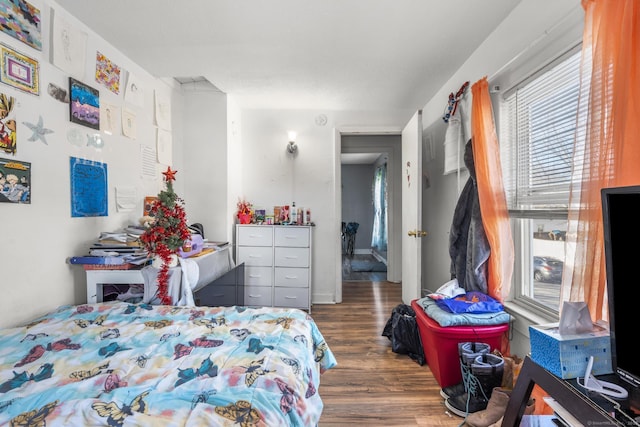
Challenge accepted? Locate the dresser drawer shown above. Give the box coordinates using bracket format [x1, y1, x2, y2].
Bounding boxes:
[275, 267, 309, 288]
[237, 226, 273, 246]
[238, 246, 273, 267]
[274, 227, 309, 247]
[244, 286, 273, 307]
[274, 247, 309, 268]
[274, 287, 309, 309]
[244, 266, 273, 286]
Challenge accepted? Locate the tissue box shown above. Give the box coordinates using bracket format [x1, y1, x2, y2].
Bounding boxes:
[529, 323, 612, 379]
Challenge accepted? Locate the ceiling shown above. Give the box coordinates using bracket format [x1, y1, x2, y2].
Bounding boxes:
[55, 0, 521, 111]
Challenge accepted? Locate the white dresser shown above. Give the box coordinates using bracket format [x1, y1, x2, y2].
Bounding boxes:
[236, 224, 312, 311]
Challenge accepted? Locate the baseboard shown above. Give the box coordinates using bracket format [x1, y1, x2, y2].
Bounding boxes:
[371, 250, 387, 265]
[312, 294, 337, 304]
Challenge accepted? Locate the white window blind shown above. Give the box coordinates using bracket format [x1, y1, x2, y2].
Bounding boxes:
[501, 49, 583, 213]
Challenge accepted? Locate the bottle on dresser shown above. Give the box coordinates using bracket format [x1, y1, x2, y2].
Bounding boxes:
[297, 207, 303, 225]
[291, 202, 297, 224]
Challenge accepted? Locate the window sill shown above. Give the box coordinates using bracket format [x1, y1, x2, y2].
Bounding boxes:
[503, 300, 558, 338]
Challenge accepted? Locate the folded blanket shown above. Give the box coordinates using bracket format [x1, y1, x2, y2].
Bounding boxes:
[417, 296, 511, 327]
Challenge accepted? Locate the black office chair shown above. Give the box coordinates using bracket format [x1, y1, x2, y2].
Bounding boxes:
[189, 223, 205, 239]
[345, 222, 359, 256]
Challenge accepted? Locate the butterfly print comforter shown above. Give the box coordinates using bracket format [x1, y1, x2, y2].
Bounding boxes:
[0, 302, 337, 426]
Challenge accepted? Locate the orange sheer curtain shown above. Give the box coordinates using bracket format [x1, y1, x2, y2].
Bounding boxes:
[471, 77, 514, 302]
[563, 0, 640, 321]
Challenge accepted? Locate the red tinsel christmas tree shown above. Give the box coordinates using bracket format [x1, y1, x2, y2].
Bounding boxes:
[140, 167, 191, 305]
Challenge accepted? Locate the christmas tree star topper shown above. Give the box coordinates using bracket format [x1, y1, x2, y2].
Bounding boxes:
[162, 166, 177, 182]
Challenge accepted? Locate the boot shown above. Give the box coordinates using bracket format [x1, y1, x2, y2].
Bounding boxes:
[445, 353, 504, 418]
[440, 342, 491, 399]
[491, 349, 523, 390]
[485, 395, 535, 427]
[465, 387, 511, 427]
[500, 355, 514, 389]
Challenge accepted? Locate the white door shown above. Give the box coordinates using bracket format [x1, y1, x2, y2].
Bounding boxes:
[401, 110, 425, 304]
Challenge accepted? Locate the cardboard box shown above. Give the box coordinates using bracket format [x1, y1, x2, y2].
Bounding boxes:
[529, 323, 612, 379]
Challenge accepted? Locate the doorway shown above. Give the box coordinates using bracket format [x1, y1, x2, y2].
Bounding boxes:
[339, 133, 402, 286]
[341, 155, 388, 281]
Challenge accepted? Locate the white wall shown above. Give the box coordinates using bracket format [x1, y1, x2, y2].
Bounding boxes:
[0, 1, 184, 327]
[181, 85, 228, 242]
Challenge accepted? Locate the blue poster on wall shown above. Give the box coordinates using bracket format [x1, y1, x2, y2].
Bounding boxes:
[70, 156, 108, 217]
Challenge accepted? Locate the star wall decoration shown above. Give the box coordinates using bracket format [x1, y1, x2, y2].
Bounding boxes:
[23, 116, 54, 145]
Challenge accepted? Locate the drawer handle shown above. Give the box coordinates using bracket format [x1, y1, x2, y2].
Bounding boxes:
[285, 275, 298, 279]
[285, 256, 298, 259]
[285, 296, 297, 299]
[248, 294, 262, 298]
[249, 255, 262, 258]
[249, 274, 262, 278]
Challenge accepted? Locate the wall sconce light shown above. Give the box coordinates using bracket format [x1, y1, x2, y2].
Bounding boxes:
[287, 131, 298, 154]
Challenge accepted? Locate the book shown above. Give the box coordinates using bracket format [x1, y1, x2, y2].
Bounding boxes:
[207, 241, 229, 249]
[95, 239, 141, 247]
[69, 256, 126, 265]
[143, 196, 158, 216]
[89, 247, 139, 254]
[83, 263, 138, 270]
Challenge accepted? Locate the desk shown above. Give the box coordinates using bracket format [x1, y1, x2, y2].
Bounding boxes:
[503, 356, 635, 427]
[85, 247, 235, 305]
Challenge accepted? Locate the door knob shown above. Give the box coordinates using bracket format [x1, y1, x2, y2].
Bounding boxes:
[408, 230, 427, 237]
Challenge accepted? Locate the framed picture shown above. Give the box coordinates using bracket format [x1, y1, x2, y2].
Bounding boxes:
[69, 77, 100, 130]
[0, 0, 42, 51]
[0, 157, 30, 204]
[0, 43, 39, 95]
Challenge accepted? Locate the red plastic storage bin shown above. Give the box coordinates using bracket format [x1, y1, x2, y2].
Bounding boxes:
[410, 299, 509, 389]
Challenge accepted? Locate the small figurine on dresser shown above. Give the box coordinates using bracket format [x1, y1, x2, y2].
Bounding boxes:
[236, 198, 253, 224]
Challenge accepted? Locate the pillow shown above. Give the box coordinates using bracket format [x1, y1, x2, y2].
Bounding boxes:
[416, 296, 511, 327]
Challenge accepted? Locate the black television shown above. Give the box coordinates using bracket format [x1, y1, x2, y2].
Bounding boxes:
[601, 185, 640, 389]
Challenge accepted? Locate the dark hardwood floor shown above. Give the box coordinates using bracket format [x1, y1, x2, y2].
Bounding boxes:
[312, 280, 462, 426]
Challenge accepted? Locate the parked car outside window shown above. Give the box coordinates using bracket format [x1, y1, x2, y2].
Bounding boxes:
[533, 256, 563, 284]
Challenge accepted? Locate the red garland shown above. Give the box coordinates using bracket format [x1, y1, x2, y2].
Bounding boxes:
[157, 262, 171, 305]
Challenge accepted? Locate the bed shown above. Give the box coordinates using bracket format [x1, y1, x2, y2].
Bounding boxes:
[0, 302, 337, 426]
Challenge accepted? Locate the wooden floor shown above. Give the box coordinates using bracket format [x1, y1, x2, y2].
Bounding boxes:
[312, 280, 463, 426]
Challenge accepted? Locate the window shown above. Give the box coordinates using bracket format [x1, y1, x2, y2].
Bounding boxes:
[371, 163, 387, 255]
[499, 46, 586, 315]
